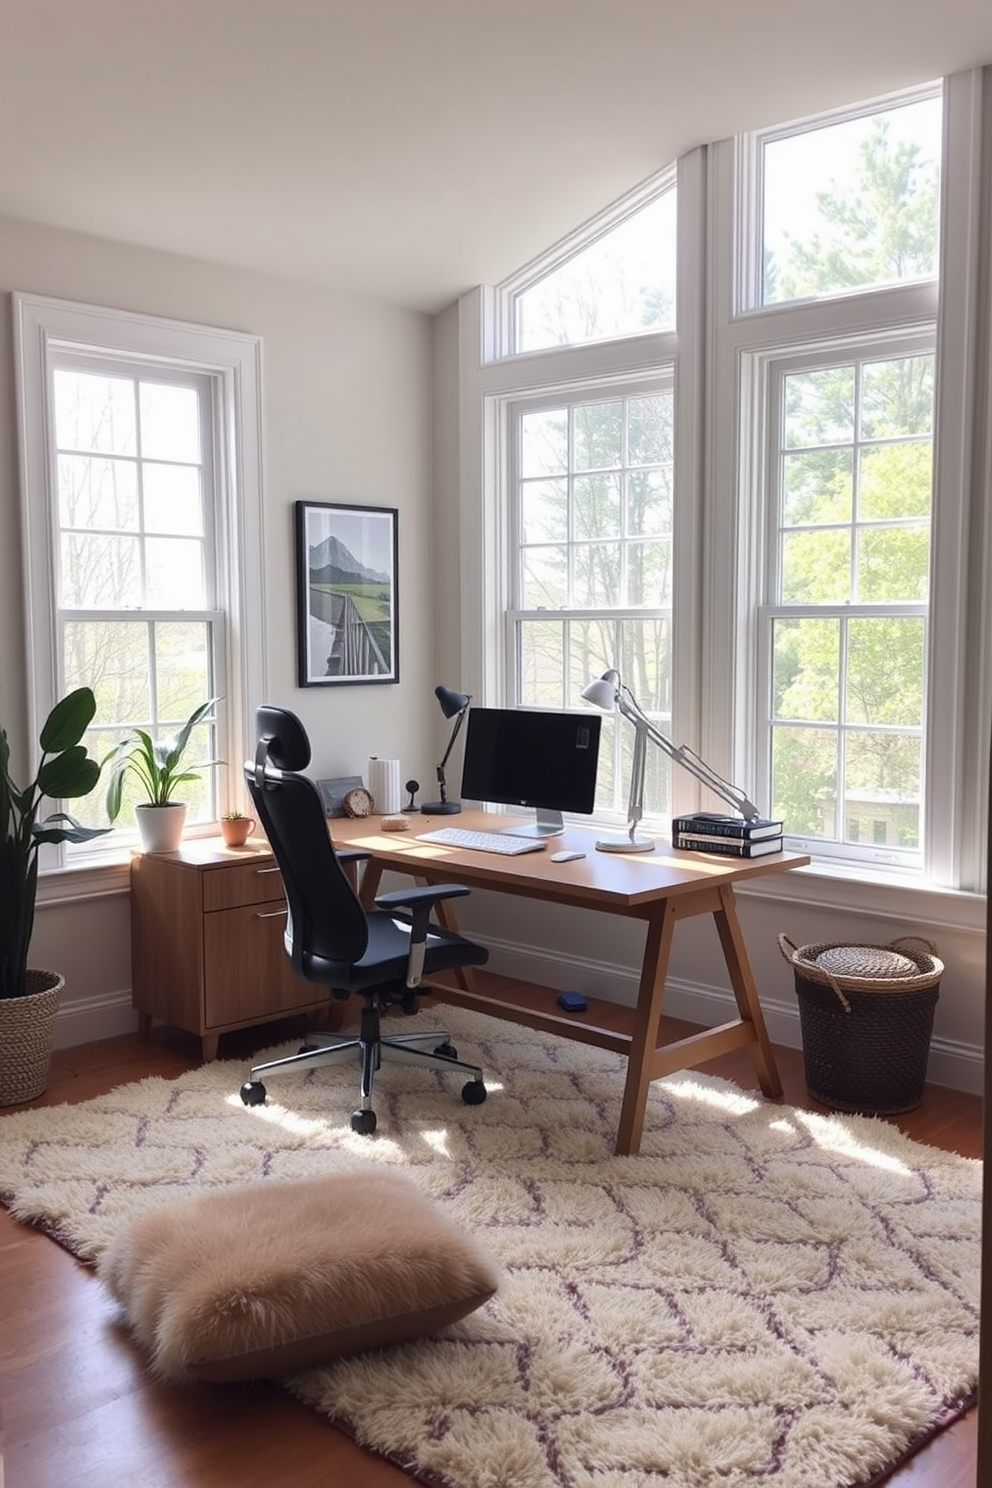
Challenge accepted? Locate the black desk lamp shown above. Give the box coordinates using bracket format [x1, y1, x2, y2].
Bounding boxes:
[581, 668, 760, 851]
[420, 685, 471, 815]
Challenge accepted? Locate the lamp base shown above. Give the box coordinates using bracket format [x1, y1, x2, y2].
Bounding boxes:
[595, 834, 655, 854]
[420, 801, 461, 815]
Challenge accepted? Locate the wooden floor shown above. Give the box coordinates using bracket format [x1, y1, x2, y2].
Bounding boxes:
[0, 976, 981, 1488]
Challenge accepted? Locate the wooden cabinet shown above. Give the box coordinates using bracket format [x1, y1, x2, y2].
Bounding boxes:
[131, 837, 334, 1060]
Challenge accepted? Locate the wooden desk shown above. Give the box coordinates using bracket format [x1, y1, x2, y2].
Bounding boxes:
[331, 810, 810, 1155]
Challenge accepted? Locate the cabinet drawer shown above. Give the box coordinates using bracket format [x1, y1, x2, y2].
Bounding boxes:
[202, 899, 319, 1026]
[202, 858, 285, 912]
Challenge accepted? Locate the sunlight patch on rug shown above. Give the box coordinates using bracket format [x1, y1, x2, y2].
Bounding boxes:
[0, 1005, 980, 1488]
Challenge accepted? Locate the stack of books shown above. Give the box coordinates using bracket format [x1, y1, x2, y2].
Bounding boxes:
[671, 812, 784, 857]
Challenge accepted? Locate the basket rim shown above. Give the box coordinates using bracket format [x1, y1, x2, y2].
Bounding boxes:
[780, 935, 943, 992]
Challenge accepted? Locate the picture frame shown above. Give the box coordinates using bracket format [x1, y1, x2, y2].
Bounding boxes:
[295, 500, 399, 686]
[316, 775, 364, 818]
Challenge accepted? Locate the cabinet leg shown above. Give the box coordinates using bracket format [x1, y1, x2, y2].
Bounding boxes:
[201, 1033, 220, 1062]
[136, 1011, 152, 1043]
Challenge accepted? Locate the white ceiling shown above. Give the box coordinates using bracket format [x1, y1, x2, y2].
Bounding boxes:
[2, 1, 991, 313]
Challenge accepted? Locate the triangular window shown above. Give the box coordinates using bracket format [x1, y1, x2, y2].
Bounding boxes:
[506, 176, 677, 354]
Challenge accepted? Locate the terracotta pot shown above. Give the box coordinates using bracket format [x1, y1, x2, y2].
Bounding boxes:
[220, 816, 255, 848]
[0, 969, 64, 1105]
[135, 802, 187, 853]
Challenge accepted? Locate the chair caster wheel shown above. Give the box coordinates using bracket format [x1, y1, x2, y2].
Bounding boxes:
[434, 1041, 458, 1060]
[351, 1108, 377, 1135]
[401, 992, 420, 1015]
[240, 1081, 267, 1106]
[461, 1080, 487, 1106]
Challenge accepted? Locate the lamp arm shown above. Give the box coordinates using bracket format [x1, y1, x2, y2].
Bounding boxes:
[616, 688, 761, 822]
[437, 706, 468, 771]
[627, 718, 648, 839]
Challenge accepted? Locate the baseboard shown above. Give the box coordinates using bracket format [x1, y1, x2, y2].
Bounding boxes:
[53, 953, 984, 1100]
[482, 934, 984, 1098]
[53, 989, 138, 1049]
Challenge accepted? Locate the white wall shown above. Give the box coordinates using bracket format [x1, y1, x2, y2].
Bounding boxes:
[0, 213, 439, 1045]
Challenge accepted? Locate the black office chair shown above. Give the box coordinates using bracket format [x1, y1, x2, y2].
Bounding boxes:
[239, 706, 489, 1134]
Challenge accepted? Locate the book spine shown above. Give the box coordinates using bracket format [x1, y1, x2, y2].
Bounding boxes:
[673, 834, 782, 857]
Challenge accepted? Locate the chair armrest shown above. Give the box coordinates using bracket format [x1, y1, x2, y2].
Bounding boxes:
[374, 883, 470, 915]
[336, 849, 371, 866]
[375, 883, 472, 988]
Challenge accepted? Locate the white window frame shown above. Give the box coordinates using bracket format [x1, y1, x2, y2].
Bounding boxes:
[13, 293, 266, 893]
[707, 68, 989, 906]
[752, 329, 936, 871]
[495, 165, 678, 361]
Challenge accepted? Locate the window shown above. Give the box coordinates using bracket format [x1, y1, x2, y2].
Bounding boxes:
[759, 90, 941, 307]
[505, 174, 677, 354]
[761, 343, 934, 866]
[54, 360, 222, 830]
[463, 70, 989, 895]
[508, 382, 675, 817]
[14, 294, 265, 868]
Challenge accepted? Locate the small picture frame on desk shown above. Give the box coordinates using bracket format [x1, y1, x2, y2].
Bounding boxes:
[317, 776, 364, 818]
[296, 500, 399, 687]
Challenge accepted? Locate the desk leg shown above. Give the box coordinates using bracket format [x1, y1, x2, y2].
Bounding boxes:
[425, 883, 478, 994]
[356, 860, 383, 908]
[615, 899, 678, 1157]
[713, 884, 782, 1099]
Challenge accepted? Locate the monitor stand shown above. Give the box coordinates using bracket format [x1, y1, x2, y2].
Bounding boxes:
[501, 808, 565, 840]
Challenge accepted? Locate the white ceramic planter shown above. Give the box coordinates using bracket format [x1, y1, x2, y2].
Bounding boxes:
[135, 802, 187, 853]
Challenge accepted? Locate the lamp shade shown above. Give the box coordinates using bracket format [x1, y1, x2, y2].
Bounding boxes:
[435, 685, 471, 719]
[580, 671, 620, 712]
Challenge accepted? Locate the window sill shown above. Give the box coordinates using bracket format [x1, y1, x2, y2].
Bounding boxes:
[36, 853, 133, 907]
[35, 824, 226, 907]
[738, 857, 986, 935]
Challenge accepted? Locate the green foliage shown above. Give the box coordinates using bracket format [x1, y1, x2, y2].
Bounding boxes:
[1, 687, 109, 1000]
[774, 118, 939, 302]
[104, 699, 220, 819]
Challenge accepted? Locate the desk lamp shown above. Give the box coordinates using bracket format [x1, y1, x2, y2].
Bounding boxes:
[581, 669, 760, 852]
[420, 685, 471, 815]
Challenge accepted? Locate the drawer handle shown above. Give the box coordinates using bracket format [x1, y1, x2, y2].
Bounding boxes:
[256, 866, 282, 877]
[256, 908, 288, 919]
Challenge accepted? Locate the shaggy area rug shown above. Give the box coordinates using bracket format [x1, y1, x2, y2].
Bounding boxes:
[0, 1005, 980, 1488]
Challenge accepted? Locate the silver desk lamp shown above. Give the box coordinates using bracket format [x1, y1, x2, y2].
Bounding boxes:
[581, 669, 760, 852]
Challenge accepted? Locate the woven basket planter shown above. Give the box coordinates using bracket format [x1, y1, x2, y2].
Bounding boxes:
[779, 935, 942, 1115]
[0, 968, 64, 1106]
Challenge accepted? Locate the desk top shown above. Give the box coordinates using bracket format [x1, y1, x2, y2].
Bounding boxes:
[331, 808, 809, 913]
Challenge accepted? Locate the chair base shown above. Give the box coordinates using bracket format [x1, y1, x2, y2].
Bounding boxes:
[240, 1001, 486, 1133]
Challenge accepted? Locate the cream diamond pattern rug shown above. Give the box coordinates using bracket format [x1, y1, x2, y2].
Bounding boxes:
[0, 1005, 980, 1488]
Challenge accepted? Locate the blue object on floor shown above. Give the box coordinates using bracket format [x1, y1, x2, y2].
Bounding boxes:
[556, 991, 587, 1013]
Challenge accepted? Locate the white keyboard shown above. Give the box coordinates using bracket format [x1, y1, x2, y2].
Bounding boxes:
[416, 826, 547, 856]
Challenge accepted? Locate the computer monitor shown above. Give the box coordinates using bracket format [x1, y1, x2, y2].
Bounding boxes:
[459, 707, 602, 838]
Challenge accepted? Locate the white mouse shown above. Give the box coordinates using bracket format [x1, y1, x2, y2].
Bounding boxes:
[549, 850, 586, 863]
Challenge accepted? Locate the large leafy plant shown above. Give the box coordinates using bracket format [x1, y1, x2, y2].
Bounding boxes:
[1, 687, 108, 1000]
[104, 698, 219, 820]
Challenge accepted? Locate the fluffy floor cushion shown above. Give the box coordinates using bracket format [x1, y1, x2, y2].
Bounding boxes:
[98, 1170, 500, 1384]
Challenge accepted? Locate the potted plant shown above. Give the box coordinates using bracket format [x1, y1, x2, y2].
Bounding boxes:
[0, 686, 109, 1103]
[220, 809, 255, 849]
[104, 698, 220, 854]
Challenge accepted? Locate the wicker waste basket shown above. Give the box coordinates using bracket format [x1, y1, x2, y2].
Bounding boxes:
[778, 935, 942, 1115]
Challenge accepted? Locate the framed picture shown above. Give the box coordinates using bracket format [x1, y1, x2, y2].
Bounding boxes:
[295, 500, 399, 686]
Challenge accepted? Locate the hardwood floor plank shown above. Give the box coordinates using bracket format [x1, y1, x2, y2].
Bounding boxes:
[0, 986, 980, 1488]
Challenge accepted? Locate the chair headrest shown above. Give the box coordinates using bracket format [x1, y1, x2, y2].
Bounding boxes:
[254, 706, 312, 772]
